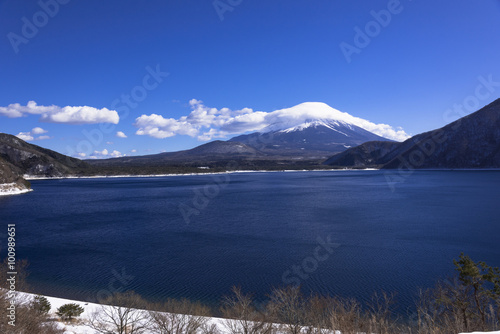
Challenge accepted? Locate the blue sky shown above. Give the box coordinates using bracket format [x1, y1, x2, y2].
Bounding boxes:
[1, 0, 499, 158]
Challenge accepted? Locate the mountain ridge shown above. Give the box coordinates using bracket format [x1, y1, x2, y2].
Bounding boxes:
[87, 140, 264, 167]
[0, 133, 95, 193]
[325, 98, 500, 169]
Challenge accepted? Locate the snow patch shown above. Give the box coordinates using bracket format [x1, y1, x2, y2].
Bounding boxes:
[12, 291, 231, 334]
[0, 183, 32, 196]
[278, 119, 351, 137]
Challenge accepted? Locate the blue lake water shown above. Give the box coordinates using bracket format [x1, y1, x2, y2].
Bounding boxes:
[1, 170, 499, 311]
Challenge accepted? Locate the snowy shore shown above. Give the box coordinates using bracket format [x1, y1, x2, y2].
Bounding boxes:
[15, 291, 228, 334]
[0, 182, 32, 196]
[11, 291, 500, 334]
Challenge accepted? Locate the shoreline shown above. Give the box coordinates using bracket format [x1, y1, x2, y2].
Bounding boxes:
[0, 183, 33, 196]
[23, 167, 500, 181]
[23, 168, 380, 181]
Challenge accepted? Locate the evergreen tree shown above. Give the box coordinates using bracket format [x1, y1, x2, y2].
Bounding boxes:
[453, 253, 500, 329]
[31, 295, 51, 314]
[56, 303, 84, 321]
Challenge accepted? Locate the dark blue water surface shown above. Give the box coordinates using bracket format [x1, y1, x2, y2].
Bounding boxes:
[1, 170, 499, 311]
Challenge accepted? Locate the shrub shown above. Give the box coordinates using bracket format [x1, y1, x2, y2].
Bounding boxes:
[56, 303, 84, 321]
[31, 295, 51, 314]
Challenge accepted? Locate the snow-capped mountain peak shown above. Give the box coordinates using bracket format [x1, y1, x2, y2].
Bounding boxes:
[227, 102, 407, 157]
[229, 112, 394, 157]
[260, 102, 359, 133]
[278, 119, 355, 135]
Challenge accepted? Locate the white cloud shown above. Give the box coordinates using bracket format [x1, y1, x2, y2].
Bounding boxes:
[15, 132, 34, 141]
[134, 100, 410, 142]
[96, 149, 108, 156]
[116, 131, 127, 138]
[0, 101, 119, 124]
[134, 114, 198, 139]
[1, 101, 51, 117]
[31, 127, 48, 135]
[77, 153, 87, 158]
[197, 128, 228, 141]
[40, 106, 119, 124]
[15, 127, 51, 141]
[90, 148, 125, 159]
[110, 150, 124, 157]
[131, 149, 137, 153]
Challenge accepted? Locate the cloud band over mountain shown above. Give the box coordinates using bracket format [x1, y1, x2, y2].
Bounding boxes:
[134, 99, 410, 141]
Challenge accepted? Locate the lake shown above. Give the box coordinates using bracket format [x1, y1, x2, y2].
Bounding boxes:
[1, 170, 499, 312]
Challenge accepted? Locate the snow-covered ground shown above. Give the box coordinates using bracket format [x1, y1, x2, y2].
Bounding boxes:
[11, 291, 500, 334]
[0, 183, 32, 196]
[37, 293, 100, 334]
[17, 291, 228, 334]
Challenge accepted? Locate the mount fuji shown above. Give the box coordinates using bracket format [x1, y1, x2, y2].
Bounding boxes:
[229, 105, 394, 158]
